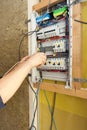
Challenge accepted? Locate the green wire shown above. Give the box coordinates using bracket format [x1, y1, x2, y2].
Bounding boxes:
[43, 90, 58, 130]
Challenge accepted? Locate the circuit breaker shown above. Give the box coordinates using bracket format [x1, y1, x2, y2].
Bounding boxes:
[30, 1, 72, 87]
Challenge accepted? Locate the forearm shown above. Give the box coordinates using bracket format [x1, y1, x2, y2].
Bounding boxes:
[0, 60, 31, 104]
[0, 52, 46, 104]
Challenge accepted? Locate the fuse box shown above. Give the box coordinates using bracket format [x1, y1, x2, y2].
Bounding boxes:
[30, 2, 72, 88]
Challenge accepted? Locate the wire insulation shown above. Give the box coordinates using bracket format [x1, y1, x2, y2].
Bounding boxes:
[50, 92, 56, 130]
[27, 78, 41, 130]
[74, 19, 87, 24]
[18, 30, 37, 61]
[44, 91, 58, 130]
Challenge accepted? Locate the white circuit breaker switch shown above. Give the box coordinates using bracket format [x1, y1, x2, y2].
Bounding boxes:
[53, 39, 67, 52]
[37, 19, 66, 39]
[42, 58, 68, 70]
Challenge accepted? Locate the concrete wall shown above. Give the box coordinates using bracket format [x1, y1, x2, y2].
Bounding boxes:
[0, 0, 29, 130]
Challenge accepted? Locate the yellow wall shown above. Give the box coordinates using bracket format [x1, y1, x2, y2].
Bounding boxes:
[40, 91, 87, 130]
[39, 3, 87, 130]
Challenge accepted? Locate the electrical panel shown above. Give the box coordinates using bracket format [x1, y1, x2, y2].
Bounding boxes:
[31, 2, 72, 88]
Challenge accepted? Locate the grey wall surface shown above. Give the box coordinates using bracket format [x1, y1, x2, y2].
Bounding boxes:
[0, 0, 29, 130]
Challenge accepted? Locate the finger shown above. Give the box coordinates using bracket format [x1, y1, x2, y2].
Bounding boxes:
[40, 53, 47, 59]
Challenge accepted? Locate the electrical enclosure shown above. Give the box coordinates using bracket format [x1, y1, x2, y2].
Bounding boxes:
[30, 1, 72, 88]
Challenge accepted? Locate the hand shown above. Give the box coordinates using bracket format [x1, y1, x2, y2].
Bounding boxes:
[28, 52, 46, 68]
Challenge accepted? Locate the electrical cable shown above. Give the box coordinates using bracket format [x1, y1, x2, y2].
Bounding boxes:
[68, 0, 79, 7]
[47, 0, 51, 12]
[29, 85, 40, 130]
[50, 92, 56, 130]
[26, 69, 42, 130]
[44, 90, 58, 130]
[74, 19, 87, 24]
[26, 76, 38, 130]
[26, 73, 40, 130]
[28, 80, 38, 130]
[27, 76, 41, 130]
[67, 0, 84, 8]
[29, 125, 36, 130]
[67, 0, 87, 26]
[25, 19, 31, 24]
[27, 77, 36, 95]
[68, 0, 87, 8]
[18, 34, 27, 61]
[18, 29, 37, 61]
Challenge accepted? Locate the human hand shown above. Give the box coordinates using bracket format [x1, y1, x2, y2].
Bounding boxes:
[28, 52, 46, 68]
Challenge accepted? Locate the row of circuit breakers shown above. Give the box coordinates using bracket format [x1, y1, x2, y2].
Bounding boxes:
[31, 5, 70, 83]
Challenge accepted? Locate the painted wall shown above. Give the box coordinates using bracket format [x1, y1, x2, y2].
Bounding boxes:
[40, 2, 87, 130]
